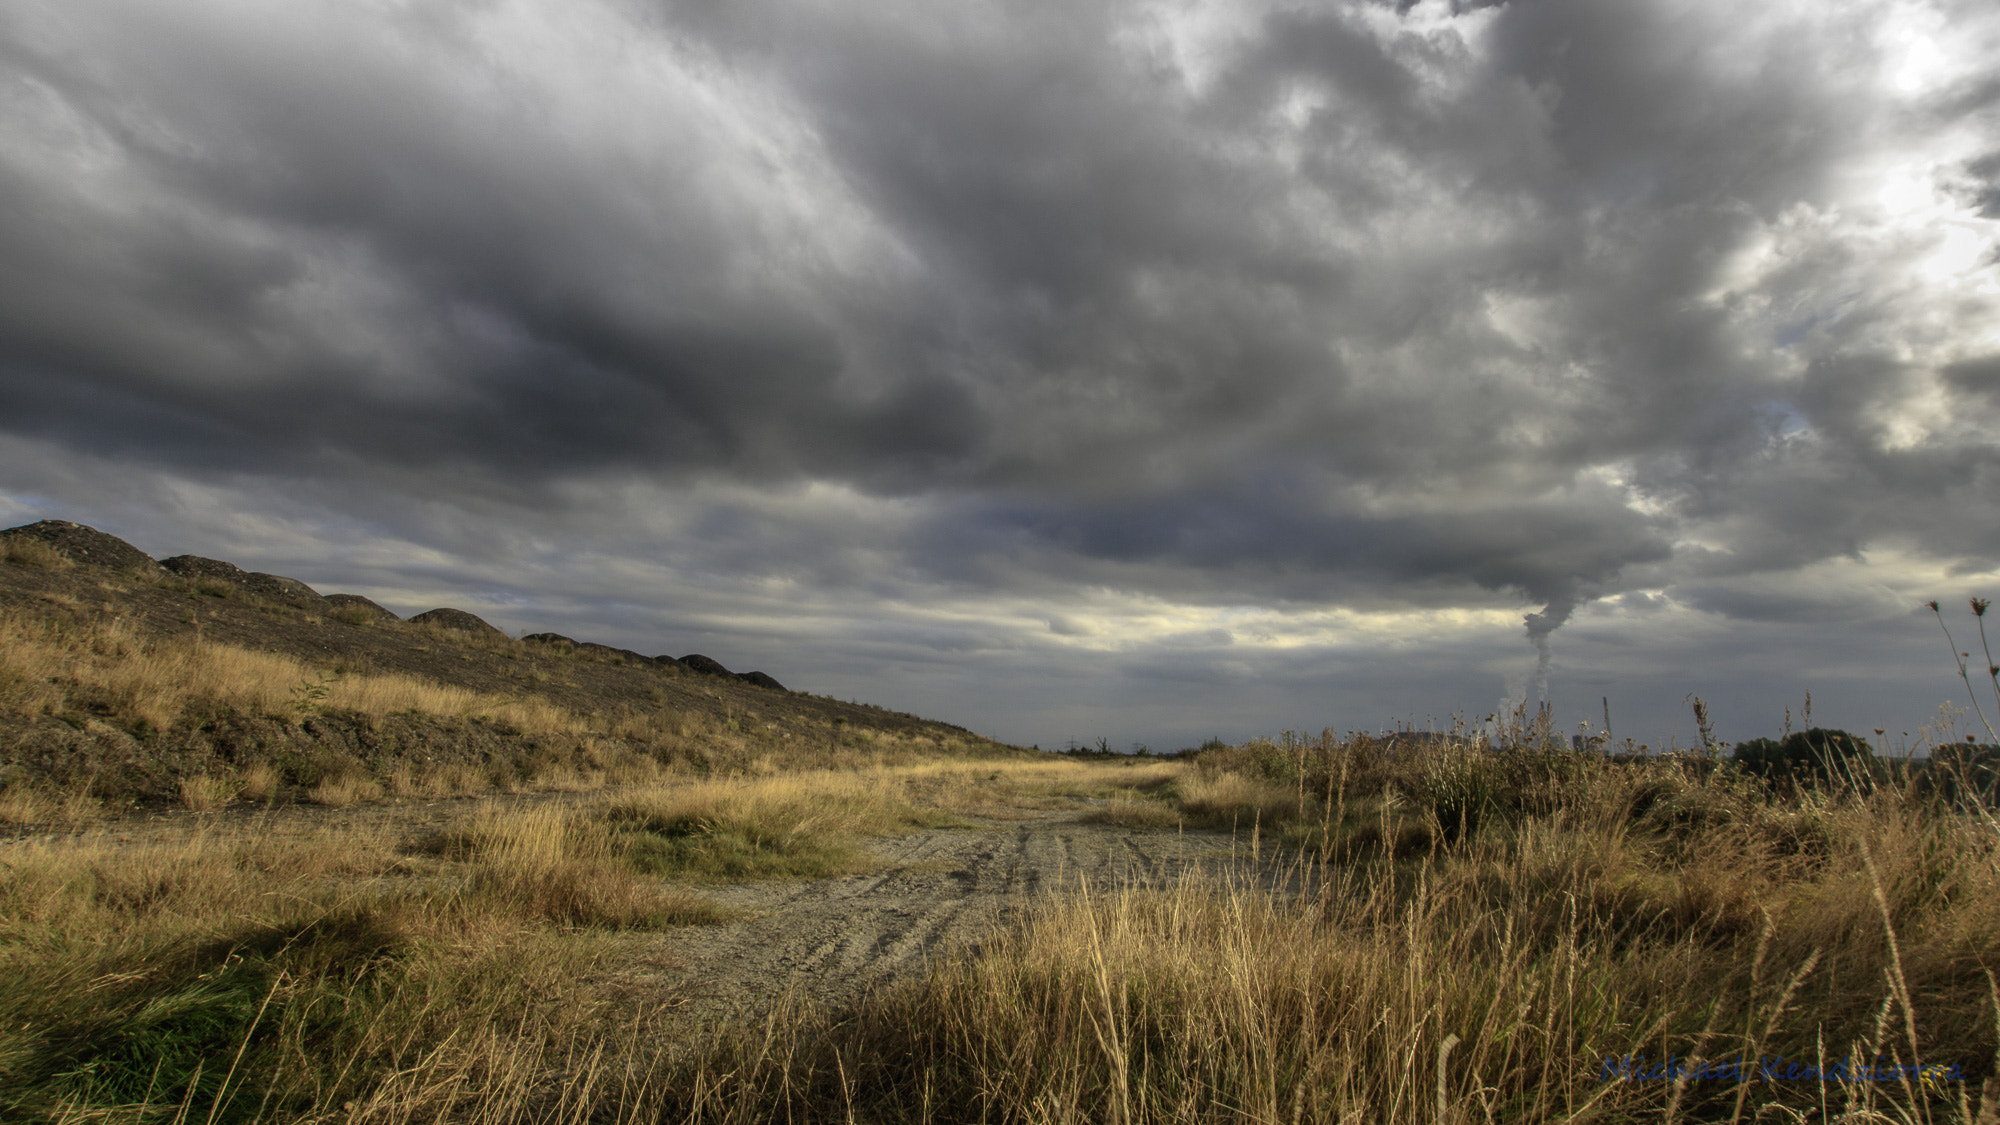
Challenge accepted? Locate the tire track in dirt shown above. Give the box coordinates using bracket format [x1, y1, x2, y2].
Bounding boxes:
[644, 808, 1250, 1024]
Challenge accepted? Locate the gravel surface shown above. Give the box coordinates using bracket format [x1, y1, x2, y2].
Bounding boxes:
[13, 788, 1294, 1029]
[648, 807, 1247, 1024]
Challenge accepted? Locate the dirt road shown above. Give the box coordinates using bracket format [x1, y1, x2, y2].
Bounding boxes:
[12, 780, 1280, 1025]
[647, 807, 1245, 1022]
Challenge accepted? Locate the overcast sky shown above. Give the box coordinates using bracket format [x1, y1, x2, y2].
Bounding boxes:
[5, 0, 2000, 751]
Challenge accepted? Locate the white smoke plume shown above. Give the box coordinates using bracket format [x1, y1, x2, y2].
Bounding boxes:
[1523, 594, 1578, 703]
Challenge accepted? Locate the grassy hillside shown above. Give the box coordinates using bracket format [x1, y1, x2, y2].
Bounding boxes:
[0, 523, 1020, 818]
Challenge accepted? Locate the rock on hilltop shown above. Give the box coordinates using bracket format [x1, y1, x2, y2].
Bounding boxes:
[160, 555, 325, 605]
[408, 607, 509, 641]
[680, 654, 732, 677]
[323, 593, 400, 622]
[0, 520, 157, 572]
[680, 653, 786, 692]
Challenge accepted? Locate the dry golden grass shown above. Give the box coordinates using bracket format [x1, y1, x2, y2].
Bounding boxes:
[177, 773, 235, 811]
[1080, 796, 1185, 829]
[1171, 767, 1302, 828]
[0, 537, 72, 571]
[643, 748, 2000, 1124]
[3, 595, 1029, 814]
[327, 603, 382, 626]
[888, 757, 1185, 817]
[307, 772, 385, 807]
[4, 729, 1994, 1123]
[452, 804, 726, 928]
[236, 761, 279, 802]
[0, 797, 731, 1123]
[0, 784, 102, 828]
[384, 761, 490, 800]
[585, 770, 964, 881]
[0, 610, 589, 738]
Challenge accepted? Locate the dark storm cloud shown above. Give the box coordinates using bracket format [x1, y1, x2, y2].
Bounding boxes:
[0, 0, 987, 492]
[908, 478, 1670, 608]
[1945, 354, 2000, 399]
[3, 0, 1999, 744]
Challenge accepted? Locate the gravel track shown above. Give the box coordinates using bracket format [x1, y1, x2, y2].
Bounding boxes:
[14, 789, 1287, 1025]
[649, 807, 1247, 1023]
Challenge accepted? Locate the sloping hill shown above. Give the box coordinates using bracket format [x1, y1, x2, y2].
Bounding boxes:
[0, 521, 1020, 809]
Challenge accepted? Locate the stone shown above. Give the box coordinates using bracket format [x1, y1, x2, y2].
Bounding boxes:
[323, 593, 400, 622]
[160, 555, 324, 605]
[0, 520, 157, 572]
[679, 654, 733, 677]
[408, 607, 508, 640]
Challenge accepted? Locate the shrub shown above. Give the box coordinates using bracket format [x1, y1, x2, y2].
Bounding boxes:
[1916, 741, 2000, 807]
[1730, 737, 1786, 774]
[1733, 728, 1879, 786]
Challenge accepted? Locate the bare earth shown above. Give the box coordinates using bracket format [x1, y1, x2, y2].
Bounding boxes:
[644, 806, 1242, 1023]
[16, 791, 1279, 1025]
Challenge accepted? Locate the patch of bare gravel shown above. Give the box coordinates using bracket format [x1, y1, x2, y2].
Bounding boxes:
[10, 788, 1294, 1030]
[635, 807, 1244, 1025]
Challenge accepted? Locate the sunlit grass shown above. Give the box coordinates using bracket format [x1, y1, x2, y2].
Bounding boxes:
[645, 741, 2000, 1124]
[0, 609, 588, 737]
[3, 733, 1994, 1123]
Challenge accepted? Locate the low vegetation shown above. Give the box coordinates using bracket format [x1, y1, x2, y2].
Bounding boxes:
[631, 729, 1993, 1124]
[0, 609, 587, 738]
[0, 538, 71, 572]
[0, 584, 1026, 817]
[3, 538, 1995, 1122]
[0, 764, 1006, 1122]
[3, 735, 1993, 1123]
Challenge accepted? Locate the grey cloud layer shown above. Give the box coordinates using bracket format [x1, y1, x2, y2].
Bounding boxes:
[4, 0, 1999, 741]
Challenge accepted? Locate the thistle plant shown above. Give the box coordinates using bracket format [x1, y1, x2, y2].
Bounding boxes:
[1926, 597, 2000, 743]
